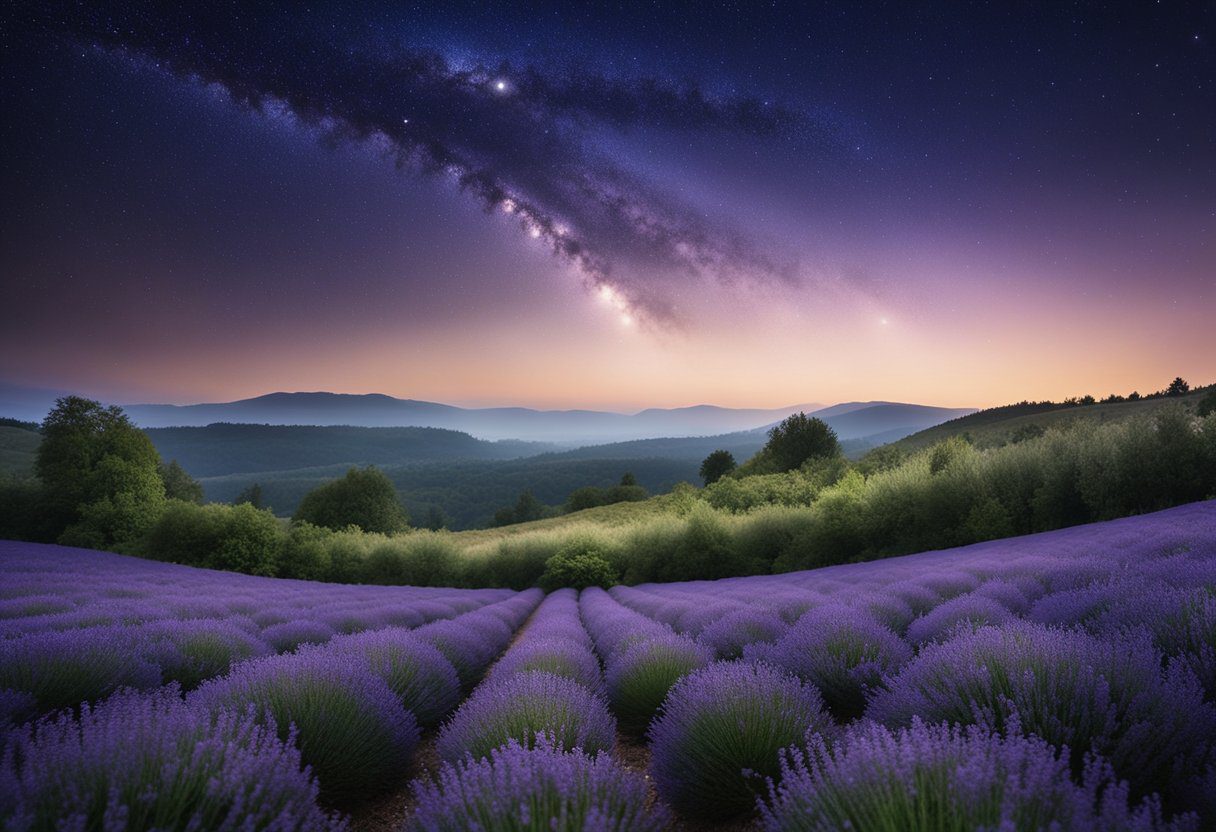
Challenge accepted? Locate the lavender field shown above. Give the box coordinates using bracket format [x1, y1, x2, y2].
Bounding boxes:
[3, 501, 1216, 830]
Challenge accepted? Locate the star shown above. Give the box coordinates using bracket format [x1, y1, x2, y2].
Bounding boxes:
[495, 80, 507, 91]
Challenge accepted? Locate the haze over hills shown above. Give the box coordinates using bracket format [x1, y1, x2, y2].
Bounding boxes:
[119, 392, 827, 442]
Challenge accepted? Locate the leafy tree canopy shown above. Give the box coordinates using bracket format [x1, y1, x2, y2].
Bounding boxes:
[761, 412, 841, 472]
[699, 449, 737, 485]
[293, 466, 409, 534]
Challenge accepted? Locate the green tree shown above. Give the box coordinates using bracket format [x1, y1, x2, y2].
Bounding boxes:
[160, 460, 203, 504]
[619, 471, 637, 487]
[293, 466, 409, 533]
[422, 505, 449, 531]
[761, 413, 841, 472]
[36, 396, 165, 547]
[1166, 377, 1190, 397]
[512, 489, 545, 523]
[699, 449, 737, 485]
[233, 483, 265, 509]
[566, 486, 608, 513]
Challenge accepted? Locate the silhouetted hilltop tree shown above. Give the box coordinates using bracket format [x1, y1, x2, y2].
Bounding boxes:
[293, 466, 409, 533]
[1167, 377, 1190, 396]
[699, 449, 737, 485]
[762, 412, 841, 472]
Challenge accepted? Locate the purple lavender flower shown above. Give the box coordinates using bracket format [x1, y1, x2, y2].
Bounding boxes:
[697, 608, 788, 660]
[867, 621, 1216, 800]
[190, 649, 419, 803]
[260, 618, 337, 653]
[0, 626, 162, 714]
[139, 617, 272, 689]
[436, 671, 616, 764]
[490, 637, 606, 697]
[755, 604, 911, 720]
[759, 719, 1193, 832]
[904, 592, 1017, 646]
[605, 631, 711, 734]
[0, 687, 346, 830]
[648, 660, 834, 819]
[316, 627, 462, 727]
[407, 738, 668, 832]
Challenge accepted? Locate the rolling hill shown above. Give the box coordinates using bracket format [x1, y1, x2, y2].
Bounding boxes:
[888, 385, 1213, 452]
[121, 392, 825, 442]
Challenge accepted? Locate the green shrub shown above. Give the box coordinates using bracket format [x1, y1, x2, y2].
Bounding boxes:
[293, 466, 409, 533]
[538, 539, 618, 591]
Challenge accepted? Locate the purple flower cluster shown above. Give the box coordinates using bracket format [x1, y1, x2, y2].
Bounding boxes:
[0, 686, 347, 831]
[408, 738, 667, 832]
[867, 621, 1216, 801]
[190, 648, 420, 803]
[413, 588, 543, 689]
[751, 603, 910, 719]
[648, 661, 834, 818]
[759, 720, 1193, 832]
[436, 589, 614, 764]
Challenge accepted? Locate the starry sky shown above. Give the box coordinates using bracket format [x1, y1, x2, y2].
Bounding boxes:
[1, 2, 1213, 411]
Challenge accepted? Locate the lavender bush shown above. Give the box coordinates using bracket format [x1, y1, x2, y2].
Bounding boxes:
[648, 661, 834, 818]
[867, 621, 1216, 800]
[436, 670, 615, 764]
[0, 687, 346, 831]
[759, 719, 1194, 832]
[190, 649, 419, 803]
[407, 739, 668, 832]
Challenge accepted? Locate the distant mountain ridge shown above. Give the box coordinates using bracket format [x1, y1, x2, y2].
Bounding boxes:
[121, 391, 826, 442]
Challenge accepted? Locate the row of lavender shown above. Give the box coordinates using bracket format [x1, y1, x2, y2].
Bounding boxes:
[1, 540, 542, 828]
[600, 502, 1216, 829]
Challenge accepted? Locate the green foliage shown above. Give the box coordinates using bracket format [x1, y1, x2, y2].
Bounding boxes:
[140, 500, 285, 577]
[37, 396, 166, 547]
[233, 482, 265, 509]
[853, 445, 906, 477]
[538, 539, 618, 591]
[293, 466, 409, 533]
[160, 460, 204, 504]
[760, 413, 841, 472]
[1198, 389, 1216, 418]
[699, 449, 737, 485]
[362, 535, 460, 587]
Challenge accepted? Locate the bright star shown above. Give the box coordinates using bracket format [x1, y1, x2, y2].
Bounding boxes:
[495, 80, 507, 91]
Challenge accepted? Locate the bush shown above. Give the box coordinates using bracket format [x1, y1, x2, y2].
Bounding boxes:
[319, 628, 461, 727]
[0, 626, 162, 714]
[606, 632, 712, 734]
[759, 720, 1180, 832]
[867, 621, 1216, 800]
[362, 534, 460, 586]
[407, 739, 668, 832]
[904, 592, 1017, 646]
[142, 619, 271, 690]
[260, 618, 336, 653]
[490, 637, 605, 696]
[697, 608, 787, 659]
[539, 539, 618, 591]
[140, 500, 286, 577]
[435, 671, 616, 764]
[753, 604, 911, 720]
[648, 661, 835, 819]
[0, 687, 344, 831]
[293, 466, 409, 533]
[761, 413, 841, 473]
[191, 650, 419, 803]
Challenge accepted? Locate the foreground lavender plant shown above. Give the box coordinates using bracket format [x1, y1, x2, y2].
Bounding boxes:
[190, 649, 419, 803]
[0, 687, 347, 831]
[407, 738, 668, 832]
[867, 621, 1216, 800]
[759, 719, 1195, 832]
[436, 670, 616, 764]
[648, 661, 834, 819]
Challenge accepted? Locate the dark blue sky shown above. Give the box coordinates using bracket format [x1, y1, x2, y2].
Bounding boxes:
[2, 2, 1212, 408]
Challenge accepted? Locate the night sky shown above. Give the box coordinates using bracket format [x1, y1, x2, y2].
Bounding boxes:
[2, 2, 1213, 410]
